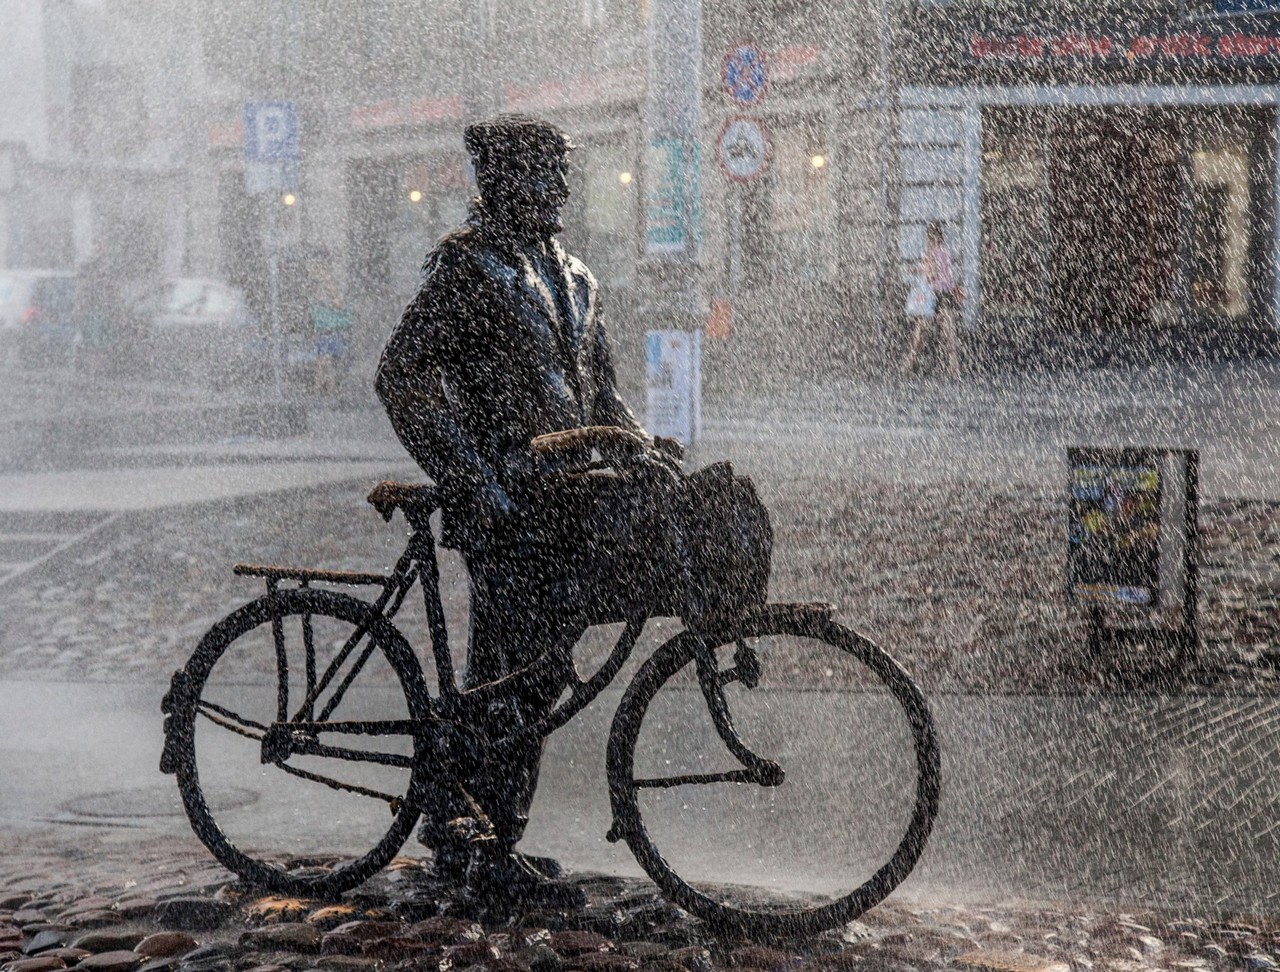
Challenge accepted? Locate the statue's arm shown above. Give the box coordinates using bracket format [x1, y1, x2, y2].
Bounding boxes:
[375, 263, 496, 492]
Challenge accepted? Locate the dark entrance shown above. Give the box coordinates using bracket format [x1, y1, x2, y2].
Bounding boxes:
[1048, 109, 1181, 330]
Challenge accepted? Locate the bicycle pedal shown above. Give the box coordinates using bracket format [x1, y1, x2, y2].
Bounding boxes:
[447, 815, 496, 844]
[731, 640, 762, 688]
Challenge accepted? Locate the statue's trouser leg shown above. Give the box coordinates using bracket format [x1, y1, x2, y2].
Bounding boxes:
[417, 524, 576, 859]
[465, 553, 579, 854]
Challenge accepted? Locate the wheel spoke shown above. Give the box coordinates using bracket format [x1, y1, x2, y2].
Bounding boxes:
[197, 699, 268, 737]
[271, 606, 288, 722]
[287, 739, 414, 768]
[302, 610, 316, 721]
[274, 760, 404, 807]
[291, 719, 420, 736]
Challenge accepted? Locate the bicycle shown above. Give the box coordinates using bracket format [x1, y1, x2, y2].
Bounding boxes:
[160, 427, 941, 939]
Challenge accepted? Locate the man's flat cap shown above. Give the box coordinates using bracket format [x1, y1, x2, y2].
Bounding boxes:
[464, 114, 575, 163]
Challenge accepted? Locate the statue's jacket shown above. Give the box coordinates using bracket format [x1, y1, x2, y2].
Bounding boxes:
[376, 205, 643, 545]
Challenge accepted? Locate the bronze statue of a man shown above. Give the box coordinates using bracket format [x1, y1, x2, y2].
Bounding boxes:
[376, 114, 678, 905]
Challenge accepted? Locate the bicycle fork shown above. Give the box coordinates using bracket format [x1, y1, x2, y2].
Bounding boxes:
[606, 638, 783, 844]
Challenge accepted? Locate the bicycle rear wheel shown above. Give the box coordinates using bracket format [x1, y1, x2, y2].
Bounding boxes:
[164, 588, 432, 897]
[607, 605, 940, 938]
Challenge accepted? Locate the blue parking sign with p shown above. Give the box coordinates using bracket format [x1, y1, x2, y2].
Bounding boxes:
[244, 101, 299, 162]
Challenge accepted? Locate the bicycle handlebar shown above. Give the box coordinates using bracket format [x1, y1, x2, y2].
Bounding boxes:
[530, 425, 648, 456]
[368, 426, 656, 523]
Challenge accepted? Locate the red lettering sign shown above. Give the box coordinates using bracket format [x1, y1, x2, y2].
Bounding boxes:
[1051, 34, 1114, 57]
[409, 95, 462, 125]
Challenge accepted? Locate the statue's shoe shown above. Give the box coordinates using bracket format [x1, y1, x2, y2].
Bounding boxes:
[465, 852, 585, 910]
[514, 851, 563, 880]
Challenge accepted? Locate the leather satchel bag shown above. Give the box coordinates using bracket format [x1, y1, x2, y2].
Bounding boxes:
[677, 461, 773, 622]
[567, 460, 772, 626]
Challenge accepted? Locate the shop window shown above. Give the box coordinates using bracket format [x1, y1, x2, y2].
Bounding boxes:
[577, 144, 638, 289]
[750, 118, 835, 284]
[1190, 147, 1250, 318]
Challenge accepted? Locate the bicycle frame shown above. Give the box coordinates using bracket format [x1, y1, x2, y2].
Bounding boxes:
[229, 498, 653, 776]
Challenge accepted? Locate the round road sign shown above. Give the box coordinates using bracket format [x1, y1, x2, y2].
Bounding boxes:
[722, 42, 768, 107]
[716, 116, 771, 183]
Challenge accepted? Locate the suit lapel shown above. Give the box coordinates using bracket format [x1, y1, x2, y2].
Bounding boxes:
[515, 252, 560, 329]
[549, 241, 584, 356]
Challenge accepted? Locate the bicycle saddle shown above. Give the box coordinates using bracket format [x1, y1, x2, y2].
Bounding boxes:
[367, 480, 443, 523]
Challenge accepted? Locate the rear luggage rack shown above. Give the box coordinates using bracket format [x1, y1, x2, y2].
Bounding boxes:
[233, 563, 392, 588]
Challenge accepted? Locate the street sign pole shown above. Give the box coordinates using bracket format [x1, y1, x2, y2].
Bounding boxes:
[266, 200, 282, 401]
[244, 100, 299, 402]
[641, 0, 703, 442]
[729, 186, 743, 305]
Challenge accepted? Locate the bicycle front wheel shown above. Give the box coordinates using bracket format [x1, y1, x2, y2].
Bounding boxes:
[165, 588, 432, 897]
[607, 605, 940, 938]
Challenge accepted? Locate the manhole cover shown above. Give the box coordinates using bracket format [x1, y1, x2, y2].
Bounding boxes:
[60, 784, 257, 818]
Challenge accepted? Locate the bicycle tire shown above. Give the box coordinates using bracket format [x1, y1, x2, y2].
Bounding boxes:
[167, 588, 432, 897]
[606, 604, 941, 938]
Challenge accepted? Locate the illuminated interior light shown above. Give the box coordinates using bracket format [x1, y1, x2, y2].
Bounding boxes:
[810, 154, 827, 170]
[618, 171, 633, 185]
[409, 189, 423, 203]
[282, 193, 297, 206]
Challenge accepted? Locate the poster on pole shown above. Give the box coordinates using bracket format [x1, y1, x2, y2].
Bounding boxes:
[644, 139, 701, 256]
[645, 329, 702, 445]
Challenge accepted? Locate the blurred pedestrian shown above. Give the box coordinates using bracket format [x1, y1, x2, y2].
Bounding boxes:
[900, 222, 961, 378]
[309, 270, 353, 396]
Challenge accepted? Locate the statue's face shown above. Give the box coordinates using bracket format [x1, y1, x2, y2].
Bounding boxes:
[488, 153, 570, 237]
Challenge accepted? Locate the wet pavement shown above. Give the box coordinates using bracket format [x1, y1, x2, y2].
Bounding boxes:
[6, 828, 1274, 972]
[5, 678, 1280, 916]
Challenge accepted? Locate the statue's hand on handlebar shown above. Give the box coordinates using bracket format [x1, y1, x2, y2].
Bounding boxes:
[652, 435, 684, 463]
[466, 479, 516, 535]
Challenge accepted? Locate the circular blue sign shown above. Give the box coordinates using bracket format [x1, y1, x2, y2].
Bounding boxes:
[722, 42, 768, 107]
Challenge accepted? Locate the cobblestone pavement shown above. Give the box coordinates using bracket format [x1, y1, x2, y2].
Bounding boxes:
[3, 471, 1280, 693]
[2, 831, 1278, 972]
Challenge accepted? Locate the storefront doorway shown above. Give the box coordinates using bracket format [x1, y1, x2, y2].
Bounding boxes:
[980, 104, 1273, 335]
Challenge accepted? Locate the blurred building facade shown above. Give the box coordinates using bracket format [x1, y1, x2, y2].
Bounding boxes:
[0, 0, 199, 300]
[0, 0, 894, 387]
[899, 0, 1280, 363]
[13, 0, 1280, 381]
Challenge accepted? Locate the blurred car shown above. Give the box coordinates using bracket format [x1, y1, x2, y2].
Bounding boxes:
[0, 269, 80, 366]
[131, 278, 261, 385]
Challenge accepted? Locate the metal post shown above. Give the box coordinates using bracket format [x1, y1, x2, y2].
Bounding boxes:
[961, 102, 983, 334]
[875, 0, 894, 366]
[639, 0, 703, 430]
[1180, 449, 1200, 672]
[1271, 101, 1280, 326]
[1088, 604, 1106, 661]
[642, 0, 702, 271]
[267, 197, 283, 400]
[729, 186, 743, 303]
